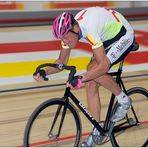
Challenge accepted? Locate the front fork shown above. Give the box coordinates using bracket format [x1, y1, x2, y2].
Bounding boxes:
[48, 97, 69, 139]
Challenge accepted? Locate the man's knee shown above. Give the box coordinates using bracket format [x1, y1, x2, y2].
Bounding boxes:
[85, 80, 100, 92]
[94, 74, 111, 84]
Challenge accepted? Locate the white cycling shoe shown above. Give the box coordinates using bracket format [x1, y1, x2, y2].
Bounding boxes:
[111, 97, 132, 122]
[80, 127, 103, 147]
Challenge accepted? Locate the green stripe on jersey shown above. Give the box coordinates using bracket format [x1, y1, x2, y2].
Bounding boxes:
[103, 22, 123, 40]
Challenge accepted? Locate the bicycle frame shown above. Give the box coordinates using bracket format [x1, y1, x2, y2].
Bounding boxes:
[60, 60, 127, 136]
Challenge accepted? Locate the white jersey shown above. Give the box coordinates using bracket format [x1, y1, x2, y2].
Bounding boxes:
[74, 7, 134, 49]
[61, 7, 135, 66]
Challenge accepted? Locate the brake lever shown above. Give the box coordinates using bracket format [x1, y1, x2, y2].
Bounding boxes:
[42, 75, 49, 81]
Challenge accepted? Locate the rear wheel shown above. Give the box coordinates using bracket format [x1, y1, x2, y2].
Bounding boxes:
[24, 98, 81, 147]
[111, 87, 148, 147]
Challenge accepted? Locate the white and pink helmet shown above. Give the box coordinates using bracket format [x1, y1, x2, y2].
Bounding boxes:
[52, 12, 75, 39]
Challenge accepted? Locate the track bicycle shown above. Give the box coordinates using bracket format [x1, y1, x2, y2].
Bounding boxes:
[24, 42, 148, 147]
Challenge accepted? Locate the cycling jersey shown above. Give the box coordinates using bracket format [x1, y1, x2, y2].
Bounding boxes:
[62, 7, 134, 50]
[61, 7, 135, 64]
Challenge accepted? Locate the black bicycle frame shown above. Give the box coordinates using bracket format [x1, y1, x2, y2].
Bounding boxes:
[65, 60, 139, 136]
[60, 60, 126, 136]
[39, 59, 139, 138]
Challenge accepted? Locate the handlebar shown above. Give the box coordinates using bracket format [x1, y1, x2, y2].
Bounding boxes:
[34, 63, 77, 82]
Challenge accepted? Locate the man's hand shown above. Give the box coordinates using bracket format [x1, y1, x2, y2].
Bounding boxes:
[33, 69, 48, 81]
[67, 76, 83, 90]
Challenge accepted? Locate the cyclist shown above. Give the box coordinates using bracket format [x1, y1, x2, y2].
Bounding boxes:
[34, 7, 135, 147]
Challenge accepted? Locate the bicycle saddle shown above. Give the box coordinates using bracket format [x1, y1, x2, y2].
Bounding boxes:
[131, 42, 139, 51]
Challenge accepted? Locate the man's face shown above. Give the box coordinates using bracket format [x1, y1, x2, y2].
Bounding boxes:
[61, 31, 78, 48]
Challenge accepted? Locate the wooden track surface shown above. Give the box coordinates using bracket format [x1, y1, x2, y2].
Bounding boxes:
[0, 70, 147, 146]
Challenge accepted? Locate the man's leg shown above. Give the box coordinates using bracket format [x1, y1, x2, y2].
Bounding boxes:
[86, 59, 132, 122]
[85, 59, 101, 122]
[80, 60, 102, 147]
[92, 64, 132, 122]
[94, 73, 121, 96]
[85, 59, 124, 122]
[87, 59, 121, 96]
[85, 80, 101, 122]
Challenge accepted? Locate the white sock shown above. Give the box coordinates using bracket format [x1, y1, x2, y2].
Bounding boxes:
[116, 91, 129, 103]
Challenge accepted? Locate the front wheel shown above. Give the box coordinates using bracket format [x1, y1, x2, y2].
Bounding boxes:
[111, 87, 148, 147]
[24, 98, 81, 147]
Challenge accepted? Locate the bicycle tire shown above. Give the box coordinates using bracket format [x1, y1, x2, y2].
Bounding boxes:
[24, 98, 81, 147]
[110, 87, 148, 147]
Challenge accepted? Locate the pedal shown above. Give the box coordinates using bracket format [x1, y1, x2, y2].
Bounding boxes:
[92, 121, 107, 145]
[93, 134, 106, 145]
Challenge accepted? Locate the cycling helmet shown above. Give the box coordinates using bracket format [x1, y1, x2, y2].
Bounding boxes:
[52, 12, 75, 39]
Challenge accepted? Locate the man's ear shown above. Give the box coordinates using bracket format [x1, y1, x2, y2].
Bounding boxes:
[73, 23, 80, 33]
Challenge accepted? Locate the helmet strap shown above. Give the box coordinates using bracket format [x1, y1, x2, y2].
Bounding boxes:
[69, 30, 80, 39]
[69, 30, 79, 35]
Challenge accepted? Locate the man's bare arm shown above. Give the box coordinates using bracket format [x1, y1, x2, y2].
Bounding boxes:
[82, 46, 110, 81]
[45, 48, 71, 75]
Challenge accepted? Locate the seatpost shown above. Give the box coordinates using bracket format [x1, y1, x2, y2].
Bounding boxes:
[115, 59, 125, 89]
[116, 60, 124, 79]
[118, 60, 124, 71]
